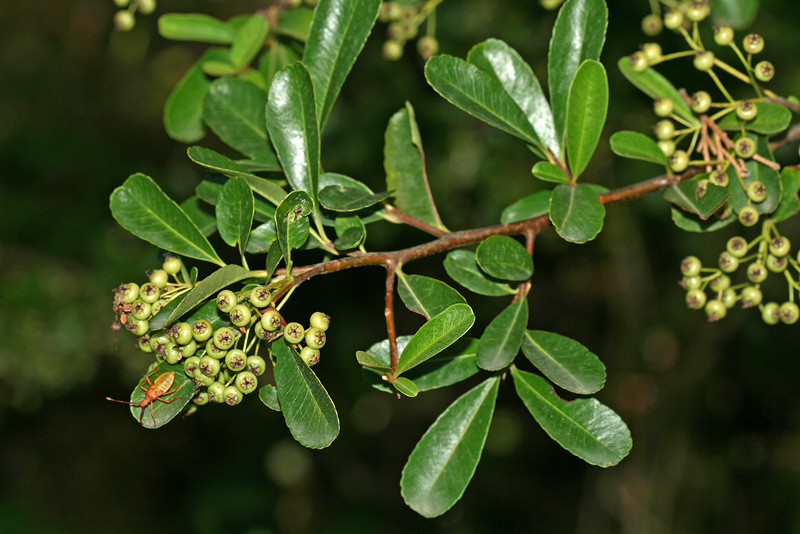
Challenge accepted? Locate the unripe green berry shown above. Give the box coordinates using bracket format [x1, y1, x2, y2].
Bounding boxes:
[726, 236, 748, 258]
[769, 236, 791, 257]
[714, 26, 734, 46]
[686, 2, 710, 22]
[213, 327, 236, 350]
[642, 43, 662, 63]
[736, 100, 758, 121]
[629, 51, 649, 72]
[743, 33, 764, 54]
[139, 282, 160, 304]
[383, 40, 404, 61]
[131, 300, 152, 321]
[300, 346, 321, 366]
[122, 282, 139, 304]
[684, 276, 702, 290]
[114, 0, 131, 6]
[693, 51, 715, 72]
[184, 356, 201, 376]
[722, 289, 738, 309]
[205, 339, 227, 359]
[223, 385, 243, 406]
[149, 333, 169, 356]
[127, 318, 149, 337]
[151, 299, 168, 315]
[249, 286, 272, 308]
[746, 180, 767, 202]
[225, 349, 247, 372]
[192, 319, 213, 342]
[740, 286, 762, 308]
[261, 309, 282, 332]
[417, 36, 439, 60]
[738, 206, 759, 227]
[696, 179, 709, 199]
[658, 140, 676, 157]
[284, 322, 305, 344]
[193, 391, 209, 406]
[669, 150, 689, 173]
[663, 9, 683, 30]
[162, 256, 182, 275]
[309, 311, 331, 331]
[170, 322, 193, 345]
[654, 119, 675, 139]
[114, 10, 135, 31]
[780, 302, 800, 324]
[691, 91, 712, 114]
[718, 251, 739, 273]
[138, 335, 153, 353]
[709, 274, 731, 293]
[766, 254, 788, 273]
[642, 14, 663, 36]
[746, 261, 768, 283]
[235, 371, 258, 395]
[681, 256, 702, 277]
[164, 342, 181, 365]
[180, 339, 197, 358]
[705, 299, 727, 321]
[137, 0, 156, 15]
[216, 290, 237, 313]
[686, 289, 707, 309]
[247, 355, 267, 376]
[735, 137, 757, 159]
[229, 304, 252, 327]
[208, 382, 225, 403]
[305, 327, 327, 350]
[193, 371, 214, 387]
[378, 2, 402, 22]
[762, 302, 780, 324]
[709, 169, 729, 187]
[149, 269, 169, 289]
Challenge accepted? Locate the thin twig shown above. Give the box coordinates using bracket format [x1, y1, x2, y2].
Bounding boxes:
[384, 205, 448, 237]
[384, 261, 399, 375]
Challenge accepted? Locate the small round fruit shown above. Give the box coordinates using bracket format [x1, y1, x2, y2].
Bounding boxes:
[382, 40, 403, 61]
[629, 51, 649, 72]
[417, 36, 439, 60]
[709, 169, 729, 187]
[208, 382, 225, 403]
[139, 282, 160, 304]
[300, 346, 321, 366]
[714, 25, 734, 46]
[151, 299, 168, 315]
[761, 302, 780, 325]
[669, 150, 689, 172]
[114, 0, 131, 6]
[180, 339, 197, 357]
[681, 256, 702, 277]
[247, 355, 267, 376]
[654, 98, 674, 118]
[780, 302, 800, 324]
[171, 322, 193, 345]
[235, 371, 258, 395]
[192, 319, 213, 342]
[642, 14, 663, 36]
[137, 0, 156, 15]
[696, 179, 709, 199]
[663, 9, 683, 30]
[686, 2, 710, 22]
[249, 286, 272, 308]
[736, 100, 758, 121]
[223, 385, 243, 406]
[213, 327, 237, 350]
[755, 61, 774, 82]
[743, 33, 764, 54]
[138, 335, 153, 353]
[684, 276, 702, 290]
[149, 334, 169, 356]
[740, 286, 762, 308]
[254, 323, 270, 340]
[718, 251, 739, 273]
[229, 304, 252, 327]
[709, 274, 731, 292]
[164, 343, 181, 365]
[738, 206, 759, 227]
[193, 371, 214, 387]
[722, 289, 738, 309]
[658, 140, 676, 157]
[122, 282, 140, 304]
[691, 91, 712, 114]
[686, 289, 707, 309]
[131, 300, 151, 321]
[199, 355, 221, 377]
[114, 10, 135, 31]
[746, 180, 767, 202]
[205, 339, 227, 359]
[305, 327, 327, 350]
[284, 322, 305, 344]
[184, 356, 201, 376]
[746, 262, 768, 283]
[216, 290, 237, 313]
[225, 349, 247, 372]
[735, 137, 756, 159]
[309, 311, 331, 331]
[193, 392, 209, 406]
[705, 299, 727, 321]
[726, 236, 748, 258]
[162, 256, 182, 275]
[769, 236, 791, 257]
[261, 309, 282, 332]
[766, 254, 788, 273]
[149, 269, 169, 289]
[654, 119, 675, 140]
[642, 42, 662, 63]
[127, 318, 149, 337]
[693, 51, 715, 72]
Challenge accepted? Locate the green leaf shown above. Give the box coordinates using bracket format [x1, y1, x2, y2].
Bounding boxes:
[273, 339, 340, 449]
[110, 174, 224, 266]
[521, 330, 606, 394]
[532, 162, 569, 184]
[356, 350, 393, 374]
[319, 185, 392, 212]
[149, 264, 253, 330]
[467, 38, 560, 159]
[425, 55, 540, 145]
[500, 191, 552, 224]
[188, 146, 264, 179]
[265, 240, 283, 280]
[158, 14, 235, 44]
[663, 177, 729, 220]
[246, 221, 277, 253]
[401, 376, 500, 518]
[511, 368, 631, 466]
[259, 384, 281, 411]
[202, 60, 237, 77]
[333, 215, 365, 249]
[773, 168, 800, 223]
[548, 0, 608, 143]
[670, 207, 736, 233]
[396, 303, 475, 377]
[712, 0, 760, 29]
[259, 42, 302, 88]
[609, 130, 668, 165]
[565, 60, 608, 179]
[275, 190, 313, 272]
[164, 49, 227, 143]
[216, 176, 254, 251]
[196, 175, 279, 223]
[617, 56, 699, 125]
[384, 103, 445, 230]
[443, 250, 516, 296]
[276, 7, 315, 41]
[303, 0, 381, 127]
[392, 377, 419, 398]
[397, 271, 466, 320]
[203, 78, 278, 165]
[229, 15, 268, 69]
[727, 134, 782, 215]
[476, 297, 528, 371]
[181, 196, 216, 237]
[266, 63, 321, 214]
[319, 173, 386, 225]
[718, 102, 791, 135]
[549, 183, 605, 243]
[475, 235, 533, 281]
[116, 362, 197, 429]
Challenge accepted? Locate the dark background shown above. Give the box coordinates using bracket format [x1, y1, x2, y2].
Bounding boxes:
[2, 1, 800, 532]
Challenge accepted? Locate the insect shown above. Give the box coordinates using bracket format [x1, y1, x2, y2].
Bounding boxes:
[106, 369, 185, 426]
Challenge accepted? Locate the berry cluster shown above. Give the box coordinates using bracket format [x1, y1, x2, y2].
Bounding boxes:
[680, 222, 800, 325]
[379, 2, 439, 61]
[112, 0, 156, 31]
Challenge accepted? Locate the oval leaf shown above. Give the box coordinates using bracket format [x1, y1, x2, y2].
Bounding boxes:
[773, 168, 800, 223]
[511, 367, 631, 466]
[476, 235, 533, 281]
[609, 130, 668, 165]
[275, 190, 313, 272]
[617, 56, 698, 125]
[319, 185, 392, 212]
[443, 249, 516, 296]
[549, 183, 605, 243]
[521, 330, 606, 394]
[501, 191, 552, 224]
[112, 362, 197, 429]
[273, 338, 340, 449]
[401, 376, 500, 518]
[229, 15, 269, 69]
[246, 220, 278, 253]
[532, 162, 569, 184]
[392, 377, 419, 398]
[110, 173, 223, 266]
[476, 297, 528, 371]
[259, 384, 281, 411]
[565, 60, 608, 179]
[663, 178, 729, 220]
[670, 207, 737, 233]
[396, 303, 475, 377]
[397, 271, 466, 320]
[717, 101, 792, 135]
[216, 175, 255, 250]
[158, 14, 235, 44]
[333, 214, 365, 250]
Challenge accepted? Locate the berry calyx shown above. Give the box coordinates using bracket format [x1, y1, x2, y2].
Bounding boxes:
[284, 322, 305, 344]
[686, 289, 707, 309]
[740, 286, 763, 308]
[780, 302, 800, 324]
[738, 206, 759, 227]
[669, 150, 689, 172]
[642, 14, 663, 36]
[769, 236, 791, 257]
[736, 100, 758, 121]
[216, 290, 237, 313]
[681, 256, 702, 277]
[691, 91, 712, 114]
[743, 33, 764, 54]
[746, 180, 767, 202]
[755, 61, 775, 82]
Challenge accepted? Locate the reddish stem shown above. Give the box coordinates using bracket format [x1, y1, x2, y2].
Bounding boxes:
[384, 262, 399, 376]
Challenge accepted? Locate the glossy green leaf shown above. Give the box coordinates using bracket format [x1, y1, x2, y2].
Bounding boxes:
[401, 376, 499, 518]
[712, 0, 760, 29]
[203, 78, 278, 164]
[521, 330, 606, 394]
[664, 178, 730, 220]
[259, 384, 281, 411]
[260, 41, 302, 88]
[303, 0, 381, 127]
[188, 146, 263, 180]
[319, 173, 386, 225]
[425, 55, 540, 145]
[333, 215, 365, 250]
[392, 377, 419, 398]
[229, 15, 268, 69]
[158, 14, 235, 44]
[565, 60, 607, 179]
[110, 173, 224, 266]
[549, 183, 605, 243]
[670, 207, 736, 233]
[276, 7, 315, 41]
[384, 103, 445, 230]
[149, 264, 252, 330]
[467, 38, 560, 158]
[397, 271, 466, 320]
[273, 339, 340, 449]
[216, 176, 254, 251]
[617, 56, 698, 125]
[477, 297, 528, 371]
[265, 240, 283, 280]
[266, 63, 321, 213]
[275, 190, 313, 273]
[500, 191, 552, 224]
[476, 235, 533, 281]
[164, 49, 227, 143]
[319, 185, 392, 212]
[727, 134, 781, 215]
[196, 175, 279, 223]
[396, 303, 475, 377]
[548, 0, 608, 142]
[511, 368, 631, 466]
[117, 362, 197, 429]
[773, 168, 800, 223]
[443, 249, 516, 296]
[718, 102, 791, 135]
[202, 60, 237, 77]
[532, 162, 569, 184]
[246, 221, 277, 253]
[181, 196, 216, 237]
[356, 350, 393, 374]
[609, 130, 668, 165]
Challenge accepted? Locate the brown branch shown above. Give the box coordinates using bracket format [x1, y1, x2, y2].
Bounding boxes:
[384, 261, 400, 376]
[765, 96, 800, 114]
[384, 205, 448, 237]
[769, 123, 800, 152]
